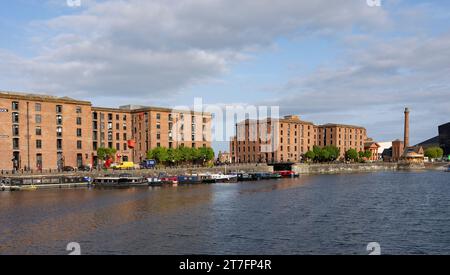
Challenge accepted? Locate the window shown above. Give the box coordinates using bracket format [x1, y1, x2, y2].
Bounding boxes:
[123, 143, 128, 151]
[57, 126, 63, 137]
[35, 114, 42, 124]
[56, 105, 63, 113]
[156, 123, 161, 129]
[157, 143, 161, 147]
[36, 126, 42, 136]
[108, 113, 113, 121]
[12, 125, 19, 136]
[56, 115, 63, 125]
[116, 143, 120, 151]
[116, 114, 119, 120]
[93, 112, 98, 120]
[76, 128, 82, 137]
[116, 123, 119, 130]
[156, 113, 161, 120]
[123, 115, 127, 121]
[13, 138, 19, 150]
[168, 114, 173, 121]
[93, 142, 98, 150]
[12, 112, 19, 123]
[12, 101, 19, 110]
[35, 103, 41, 112]
[76, 117, 82, 125]
[36, 154, 42, 168]
[157, 133, 161, 140]
[77, 141, 82, 150]
[116, 133, 120, 140]
[57, 139, 62, 150]
[123, 133, 127, 140]
[123, 122, 127, 131]
[36, 140, 42, 149]
[192, 143, 196, 148]
[76, 107, 82, 114]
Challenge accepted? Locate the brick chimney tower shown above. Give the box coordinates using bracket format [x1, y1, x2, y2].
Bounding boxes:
[404, 107, 410, 149]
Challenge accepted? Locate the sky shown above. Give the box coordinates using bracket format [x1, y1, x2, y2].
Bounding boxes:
[0, 0, 449, 152]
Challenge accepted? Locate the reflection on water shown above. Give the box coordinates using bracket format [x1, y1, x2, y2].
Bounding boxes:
[1, 171, 450, 255]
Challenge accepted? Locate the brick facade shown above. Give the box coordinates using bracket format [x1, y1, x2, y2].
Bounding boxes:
[0, 91, 212, 170]
[230, 115, 368, 163]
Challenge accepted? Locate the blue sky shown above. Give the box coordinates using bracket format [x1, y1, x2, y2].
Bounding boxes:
[1, 0, 449, 152]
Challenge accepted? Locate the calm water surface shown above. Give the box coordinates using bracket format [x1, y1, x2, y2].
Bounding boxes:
[1, 171, 450, 255]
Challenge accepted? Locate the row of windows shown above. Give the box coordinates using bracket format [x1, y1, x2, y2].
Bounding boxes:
[12, 138, 83, 150]
[11, 101, 82, 113]
[11, 113, 82, 125]
[93, 112, 127, 121]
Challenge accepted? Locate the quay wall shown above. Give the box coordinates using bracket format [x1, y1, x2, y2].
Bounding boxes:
[292, 163, 399, 175]
[2, 164, 273, 179]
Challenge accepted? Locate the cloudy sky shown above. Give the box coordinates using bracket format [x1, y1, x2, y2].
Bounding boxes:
[1, 0, 449, 151]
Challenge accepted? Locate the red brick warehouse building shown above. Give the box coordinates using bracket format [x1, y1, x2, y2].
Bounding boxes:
[0, 91, 212, 171]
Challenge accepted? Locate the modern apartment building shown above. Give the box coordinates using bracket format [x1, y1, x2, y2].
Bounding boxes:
[0, 91, 212, 171]
[230, 115, 367, 163]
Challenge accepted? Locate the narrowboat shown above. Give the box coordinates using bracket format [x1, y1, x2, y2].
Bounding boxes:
[92, 176, 147, 188]
[147, 177, 163, 186]
[209, 174, 238, 183]
[160, 176, 178, 185]
[177, 175, 203, 184]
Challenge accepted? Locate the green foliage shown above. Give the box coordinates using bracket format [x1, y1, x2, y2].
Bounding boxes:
[345, 148, 359, 161]
[424, 147, 444, 159]
[306, 145, 340, 162]
[304, 150, 316, 160]
[146, 146, 215, 166]
[364, 150, 373, 159]
[97, 147, 117, 161]
[323, 146, 340, 161]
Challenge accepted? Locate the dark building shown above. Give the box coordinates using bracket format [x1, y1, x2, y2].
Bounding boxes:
[439, 122, 450, 156]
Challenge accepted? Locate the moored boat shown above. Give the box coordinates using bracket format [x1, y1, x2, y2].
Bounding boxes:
[209, 174, 238, 183]
[147, 177, 163, 186]
[276, 170, 300, 178]
[160, 176, 178, 185]
[92, 176, 146, 188]
[177, 175, 203, 184]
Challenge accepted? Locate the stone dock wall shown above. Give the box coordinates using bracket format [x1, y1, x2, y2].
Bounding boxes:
[292, 163, 399, 175]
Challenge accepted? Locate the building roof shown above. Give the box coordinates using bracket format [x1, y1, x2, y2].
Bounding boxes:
[415, 136, 440, 148]
[318, 123, 366, 130]
[0, 90, 209, 115]
[0, 90, 91, 105]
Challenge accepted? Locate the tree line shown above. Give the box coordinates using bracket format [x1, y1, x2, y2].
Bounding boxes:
[303, 146, 373, 162]
[147, 146, 215, 166]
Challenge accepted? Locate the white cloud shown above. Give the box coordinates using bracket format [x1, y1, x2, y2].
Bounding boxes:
[0, 0, 388, 100]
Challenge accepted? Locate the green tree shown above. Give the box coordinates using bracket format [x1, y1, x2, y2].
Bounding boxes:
[198, 147, 215, 164]
[425, 147, 444, 159]
[149, 147, 169, 164]
[304, 150, 315, 161]
[97, 147, 117, 161]
[359, 151, 365, 159]
[364, 150, 373, 159]
[318, 149, 330, 162]
[345, 149, 359, 162]
[323, 146, 340, 161]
